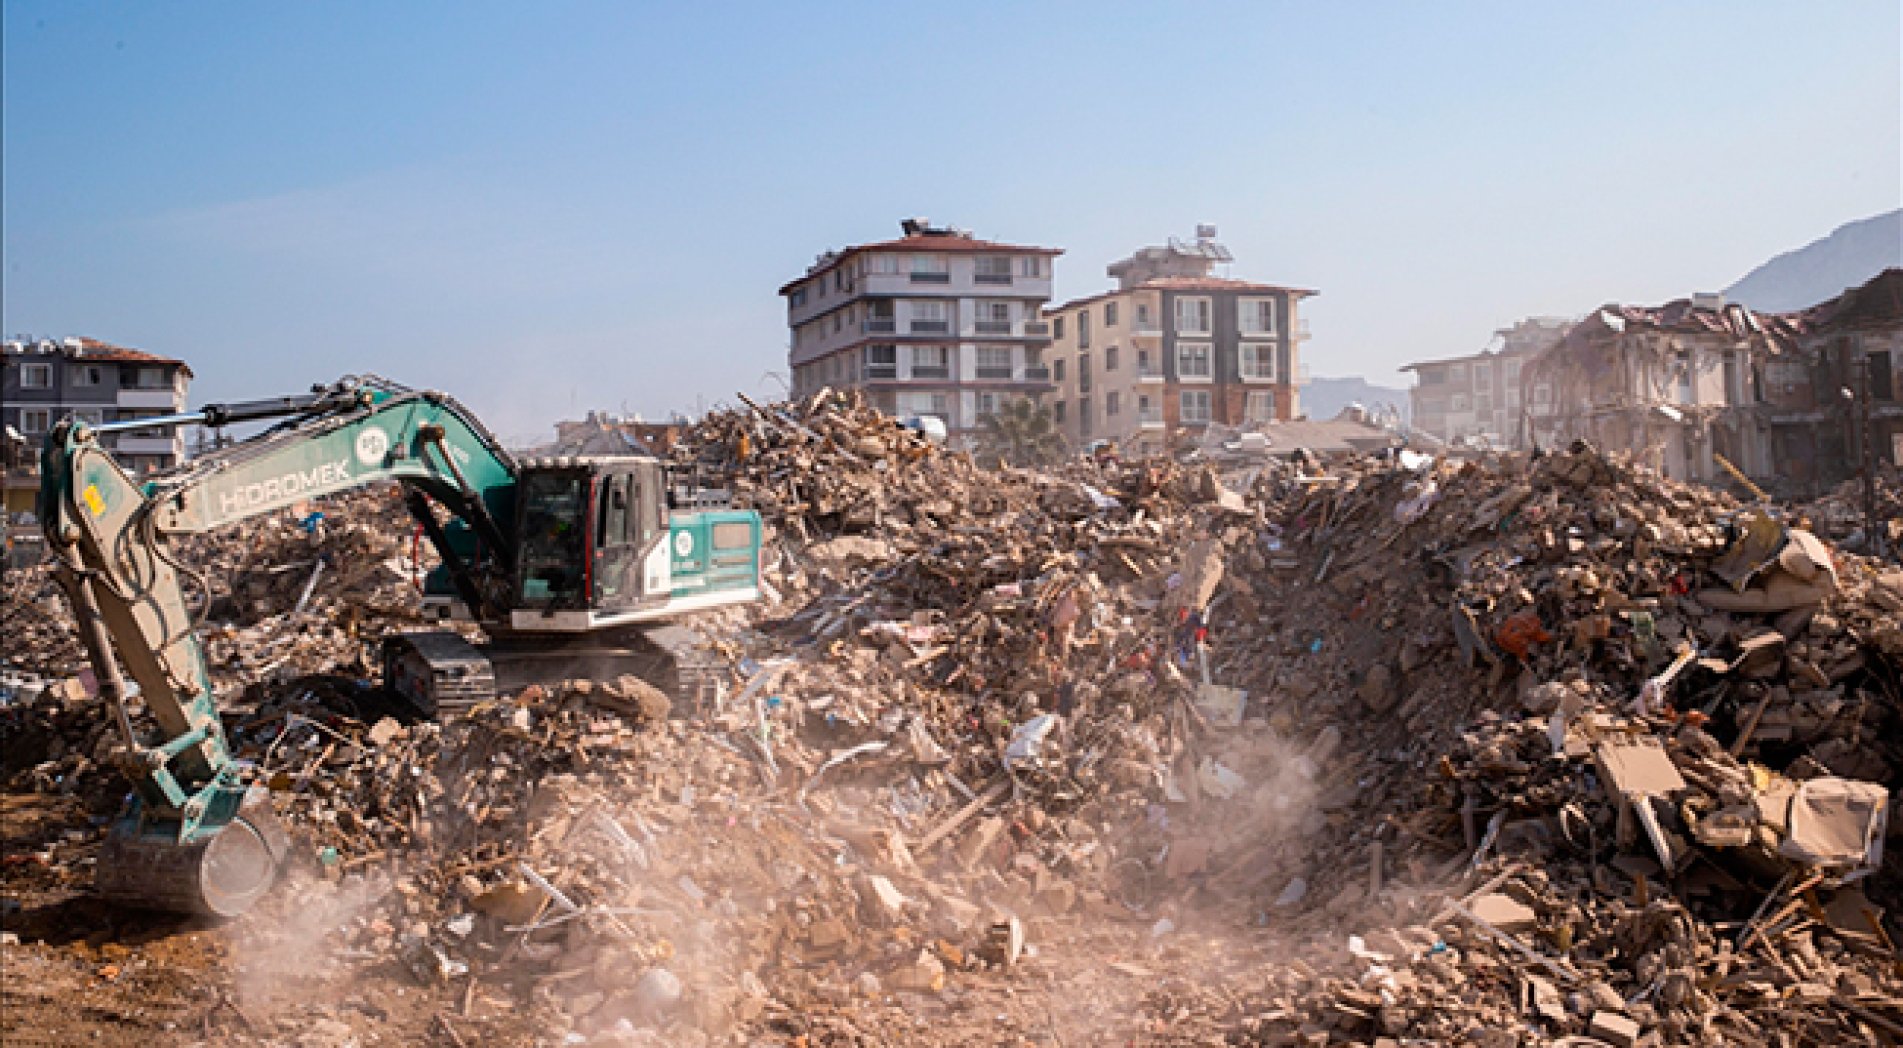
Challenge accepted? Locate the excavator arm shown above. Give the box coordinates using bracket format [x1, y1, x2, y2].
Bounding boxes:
[38, 375, 520, 913]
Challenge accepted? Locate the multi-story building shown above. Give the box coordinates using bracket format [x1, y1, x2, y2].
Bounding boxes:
[781, 219, 1062, 444]
[3, 336, 193, 513]
[1045, 228, 1315, 450]
[1403, 317, 1572, 447]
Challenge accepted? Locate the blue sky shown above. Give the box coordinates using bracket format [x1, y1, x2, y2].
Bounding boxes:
[4, 2, 1898, 441]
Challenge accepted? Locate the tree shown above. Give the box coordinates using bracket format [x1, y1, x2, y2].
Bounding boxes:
[972, 396, 1066, 467]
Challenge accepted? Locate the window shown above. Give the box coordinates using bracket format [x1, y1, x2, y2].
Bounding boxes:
[1077, 310, 1091, 349]
[1869, 351, 1894, 401]
[1078, 351, 1092, 392]
[1054, 400, 1067, 423]
[912, 345, 949, 378]
[975, 256, 1013, 284]
[73, 408, 104, 425]
[975, 346, 1012, 378]
[1106, 391, 1121, 416]
[1450, 394, 1471, 412]
[124, 366, 169, 389]
[865, 345, 898, 379]
[1240, 343, 1277, 381]
[1137, 348, 1154, 376]
[976, 391, 1003, 417]
[20, 408, 51, 433]
[909, 300, 949, 333]
[1449, 364, 1469, 384]
[1105, 346, 1119, 371]
[1174, 296, 1212, 335]
[1239, 298, 1278, 335]
[1138, 394, 1158, 423]
[1177, 342, 1212, 380]
[833, 313, 842, 333]
[1053, 358, 1066, 382]
[1104, 301, 1119, 327]
[910, 254, 949, 282]
[20, 362, 52, 388]
[1019, 256, 1044, 278]
[1136, 303, 1153, 329]
[1245, 392, 1275, 422]
[1473, 367, 1491, 392]
[1180, 390, 1212, 423]
[1505, 359, 1523, 384]
[975, 300, 1013, 333]
[871, 253, 901, 275]
[1053, 316, 1065, 340]
[1419, 367, 1445, 386]
[70, 364, 106, 386]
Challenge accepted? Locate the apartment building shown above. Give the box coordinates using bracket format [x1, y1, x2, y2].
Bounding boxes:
[1045, 228, 1315, 450]
[1403, 317, 1571, 447]
[3, 336, 193, 513]
[781, 219, 1061, 444]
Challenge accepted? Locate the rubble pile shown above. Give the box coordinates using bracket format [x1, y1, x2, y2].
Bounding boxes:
[1801, 467, 1903, 554]
[4, 390, 1900, 1045]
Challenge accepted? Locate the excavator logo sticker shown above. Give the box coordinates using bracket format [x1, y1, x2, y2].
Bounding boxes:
[355, 427, 390, 467]
[82, 484, 105, 517]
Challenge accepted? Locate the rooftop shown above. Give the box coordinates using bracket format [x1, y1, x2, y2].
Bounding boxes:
[781, 219, 1063, 295]
[4, 336, 193, 376]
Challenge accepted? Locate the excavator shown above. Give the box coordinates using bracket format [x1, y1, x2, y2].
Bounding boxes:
[37, 375, 762, 916]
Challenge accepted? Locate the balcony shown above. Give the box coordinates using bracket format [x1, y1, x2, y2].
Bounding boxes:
[1021, 320, 1050, 337]
[1022, 364, 1051, 381]
[974, 365, 1014, 380]
[117, 389, 183, 410]
[1136, 367, 1164, 383]
[911, 366, 950, 380]
[863, 318, 896, 334]
[1138, 409, 1163, 428]
[864, 365, 898, 381]
[909, 320, 950, 334]
[973, 320, 1012, 335]
[974, 272, 1013, 285]
[909, 271, 950, 284]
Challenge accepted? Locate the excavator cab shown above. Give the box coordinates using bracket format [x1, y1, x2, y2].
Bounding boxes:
[507, 455, 760, 629]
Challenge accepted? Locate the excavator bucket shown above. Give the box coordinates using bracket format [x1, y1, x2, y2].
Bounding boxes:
[94, 788, 290, 917]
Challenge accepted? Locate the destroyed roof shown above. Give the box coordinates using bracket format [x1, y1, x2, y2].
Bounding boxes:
[1796, 267, 1903, 331]
[1255, 416, 1402, 456]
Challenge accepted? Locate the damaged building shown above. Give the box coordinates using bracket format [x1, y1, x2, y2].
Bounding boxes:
[1519, 269, 1902, 495]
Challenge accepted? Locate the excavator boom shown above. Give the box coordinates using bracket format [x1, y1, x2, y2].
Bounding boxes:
[39, 375, 760, 915]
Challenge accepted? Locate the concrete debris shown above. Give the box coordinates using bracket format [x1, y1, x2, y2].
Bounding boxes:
[3, 395, 1901, 1046]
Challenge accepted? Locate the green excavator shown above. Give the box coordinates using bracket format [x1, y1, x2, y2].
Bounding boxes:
[38, 375, 762, 916]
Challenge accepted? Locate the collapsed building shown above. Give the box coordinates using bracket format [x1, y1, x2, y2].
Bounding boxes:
[1520, 269, 1903, 496]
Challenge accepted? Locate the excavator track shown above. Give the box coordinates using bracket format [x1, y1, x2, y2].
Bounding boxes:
[384, 625, 724, 717]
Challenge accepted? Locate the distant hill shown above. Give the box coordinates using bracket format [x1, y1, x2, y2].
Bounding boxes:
[1301, 375, 1410, 422]
[1725, 210, 1903, 312]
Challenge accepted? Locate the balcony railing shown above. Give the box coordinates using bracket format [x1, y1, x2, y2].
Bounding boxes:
[1022, 320, 1050, 337]
[864, 365, 898, 380]
[1137, 409, 1163, 427]
[973, 320, 1012, 335]
[1023, 365, 1051, 381]
[1240, 367, 1277, 382]
[909, 271, 950, 284]
[911, 366, 950, 379]
[974, 273, 1013, 285]
[974, 365, 1014, 380]
[863, 318, 896, 334]
[909, 320, 950, 334]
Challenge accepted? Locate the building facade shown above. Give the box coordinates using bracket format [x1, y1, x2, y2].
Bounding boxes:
[781, 219, 1061, 444]
[1046, 229, 1314, 450]
[1517, 272, 1903, 493]
[1404, 316, 1571, 447]
[3, 336, 193, 513]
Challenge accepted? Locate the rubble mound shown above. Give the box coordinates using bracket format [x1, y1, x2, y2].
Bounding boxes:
[3, 392, 1900, 1045]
